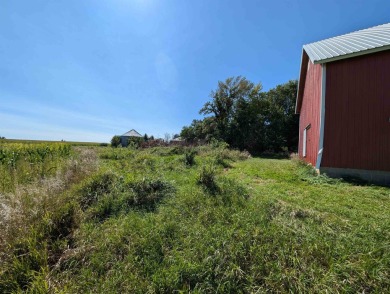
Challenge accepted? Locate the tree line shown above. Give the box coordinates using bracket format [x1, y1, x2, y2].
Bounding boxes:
[180, 76, 298, 154]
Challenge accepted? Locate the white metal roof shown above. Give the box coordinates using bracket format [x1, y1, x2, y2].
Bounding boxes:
[121, 129, 143, 137]
[304, 23, 390, 64]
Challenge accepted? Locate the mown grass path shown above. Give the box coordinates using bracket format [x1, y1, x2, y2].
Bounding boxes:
[227, 158, 390, 292]
[229, 158, 389, 224]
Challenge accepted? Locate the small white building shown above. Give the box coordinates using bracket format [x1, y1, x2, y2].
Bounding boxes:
[120, 129, 143, 146]
[171, 137, 183, 142]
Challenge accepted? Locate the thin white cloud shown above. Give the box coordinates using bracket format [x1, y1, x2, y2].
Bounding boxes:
[0, 112, 111, 142]
[1, 98, 129, 131]
[0, 105, 179, 142]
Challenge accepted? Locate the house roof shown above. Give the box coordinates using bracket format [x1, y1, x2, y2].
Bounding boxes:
[304, 23, 390, 64]
[121, 129, 142, 137]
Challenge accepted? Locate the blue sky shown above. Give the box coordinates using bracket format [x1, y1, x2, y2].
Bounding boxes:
[1, 0, 389, 142]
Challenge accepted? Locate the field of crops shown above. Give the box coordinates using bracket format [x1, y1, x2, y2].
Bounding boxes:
[0, 139, 102, 146]
[0, 142, 72, 192]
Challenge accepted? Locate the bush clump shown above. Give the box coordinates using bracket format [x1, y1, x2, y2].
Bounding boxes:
[78, 171, 118, 210]
[218, 177, 249, 206]
[47, 201, 79, 242]
[214, 148, 251, 165]
[110, 136, 121, 148]
[86, 176, 175, 221]
[183, 149, 196, 166]
[128, 178, 175, 211]
[213, 151, 231, 168]
[197, 165, 218, 194]
[168, 146, 185, 155]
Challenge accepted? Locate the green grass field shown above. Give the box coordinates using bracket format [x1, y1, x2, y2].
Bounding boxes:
[0, 144, 389, 293]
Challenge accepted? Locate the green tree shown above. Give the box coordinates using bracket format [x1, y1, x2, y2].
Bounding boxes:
[200, 76, 259, 141]
[262, 80, 298, 151]
[180, 117, 217, 143]
[181, 77, 298, 153]
[111, 135, 121, 148]
[127, 137, 143, 149]
[199, 76, 264, 149]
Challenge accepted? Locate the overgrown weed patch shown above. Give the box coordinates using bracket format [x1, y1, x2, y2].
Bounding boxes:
[1, 144, 389, 293]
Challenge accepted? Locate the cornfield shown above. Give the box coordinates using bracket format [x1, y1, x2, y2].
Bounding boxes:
[0, 143, 72, 192]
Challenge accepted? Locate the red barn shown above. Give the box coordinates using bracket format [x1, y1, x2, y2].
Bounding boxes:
[296, 23, 390, 185]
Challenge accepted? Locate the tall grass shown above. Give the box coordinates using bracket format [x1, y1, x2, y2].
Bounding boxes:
[0, 147, 98, 293]
[1, 144, 389, 293]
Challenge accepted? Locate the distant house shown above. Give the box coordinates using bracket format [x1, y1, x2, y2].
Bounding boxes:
[171, 137, 183, 142]
[120, 129, 143, 147]
[296, 23, 390, 185]
[171, 137, 184, 145]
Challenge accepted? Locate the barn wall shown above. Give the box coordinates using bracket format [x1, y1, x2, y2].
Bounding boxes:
[322, 50, 390, 172]
[298, 61, 322, 166]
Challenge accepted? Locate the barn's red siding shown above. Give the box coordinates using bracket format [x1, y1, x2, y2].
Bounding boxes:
[298, 61, 322, 166]
[322, 50, 390, 171]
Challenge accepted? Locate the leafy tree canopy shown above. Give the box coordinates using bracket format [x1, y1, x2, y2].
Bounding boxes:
[181, 77, 298, 153]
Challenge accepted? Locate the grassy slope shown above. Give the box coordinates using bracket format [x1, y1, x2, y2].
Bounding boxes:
[1, 146, 389, 293]
[55, 148, 389, 293]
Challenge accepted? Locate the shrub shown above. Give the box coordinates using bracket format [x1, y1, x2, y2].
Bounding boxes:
[140, 140, 168, 149]
[214, 151, 230, 168]
[133, 153, 156, 170]
[218, 177, 249, 206]
[167, 146, 183, 155]
[47, 201, 79, 241]
[87, 195, 122, 221]
[147, 146, 186, 156]
[183, 149, 196, 166]
[127, 178, 175, 211]
[111, 136, 121, 148]
[83, 176, 176, 220]
[210, 138, 229, 149]
[127, 137, 144, 149]
[197, 165, 218, 194]
[229, 149, 252, 161]
[215, 148, 251, 163]
[78, 171, 118, 210]
[45, 201, 80, 265]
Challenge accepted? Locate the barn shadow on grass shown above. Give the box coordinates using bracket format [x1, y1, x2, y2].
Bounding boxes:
[251, 151, 291, 160]
[339, 175, 390, 188]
